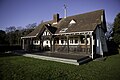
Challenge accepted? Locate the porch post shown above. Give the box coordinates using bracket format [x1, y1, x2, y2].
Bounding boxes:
[27, 39, 30, 51]
[40, 38, 43, 51]
[30, 38, 33, 51]
[91, 35, 94, 59]
[85, 34, 87, 54]
[52, 37, 55, 52]
[67, 35, 69, 53]
[22, 39, 25, 49]
[78, 35, 81, 52]
[50, 38, 52, 52]
[90, 36, 92, 53]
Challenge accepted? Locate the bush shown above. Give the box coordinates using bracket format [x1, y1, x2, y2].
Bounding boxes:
[0, 45, 22, 52]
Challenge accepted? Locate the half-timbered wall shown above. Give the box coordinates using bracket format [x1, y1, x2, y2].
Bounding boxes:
[42, 29, 51, 47]
[42, 30, 50, 36]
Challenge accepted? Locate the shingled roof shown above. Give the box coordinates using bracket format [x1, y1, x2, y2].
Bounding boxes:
[21, 20, 54, 38]
[22, 9, 106, 38]
[55, 9, 106, 34]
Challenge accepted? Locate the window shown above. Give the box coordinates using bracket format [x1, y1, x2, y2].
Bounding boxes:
[46, 31, 47, 35]
[75, 39, 78, 44]
[80, 38, 89, 44]
[61, 40, 64, 44]
[34, 40, 38, 44]
[80, 35, 85, 44]
[54, 38, 59, 44]
[46, 41, 48, 44]
[36, 41, 38, 43]
[81, 38, 85, 43]
[69, 19, 76, 27]
[69, 19, 76, 24]
[70, 39, 73, 44]
[60, 28, 68, 32]
[57, 39, 59, 44]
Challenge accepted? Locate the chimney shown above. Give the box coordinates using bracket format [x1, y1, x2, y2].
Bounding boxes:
[53, 13, 59, 23]
[64, 4, 67, 18]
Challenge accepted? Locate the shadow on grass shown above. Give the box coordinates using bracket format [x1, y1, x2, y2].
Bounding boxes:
[105, 40, 119, 56]
[0, 45, 22, 57]
[0, 53, 19, 57]
[0, 45, 22, 52]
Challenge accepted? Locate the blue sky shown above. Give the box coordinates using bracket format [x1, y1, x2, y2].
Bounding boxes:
[0, 0, 120, 30]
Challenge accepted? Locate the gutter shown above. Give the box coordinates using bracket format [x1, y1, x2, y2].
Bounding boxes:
[21, 36, 36, 39]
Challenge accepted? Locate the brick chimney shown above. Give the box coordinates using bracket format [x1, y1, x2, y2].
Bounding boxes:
[53, 13, 59, 23]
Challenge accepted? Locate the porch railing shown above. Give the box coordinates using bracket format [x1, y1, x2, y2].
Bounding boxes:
[54, 45, 90, 54]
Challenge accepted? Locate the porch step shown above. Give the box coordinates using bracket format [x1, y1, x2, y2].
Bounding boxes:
[22, 54, 79, 65]
[78, 57, 92, 65]
[77, 56, 90, 62]
[14, 52, 92, 65]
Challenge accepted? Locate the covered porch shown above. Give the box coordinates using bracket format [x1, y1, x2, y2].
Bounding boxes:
[21, 31, 95, 59]
[51, 31, 94, 59]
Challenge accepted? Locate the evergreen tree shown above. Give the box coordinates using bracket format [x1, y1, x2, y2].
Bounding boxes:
[113, 13, 120, 45]
[0, 30, 9, 44]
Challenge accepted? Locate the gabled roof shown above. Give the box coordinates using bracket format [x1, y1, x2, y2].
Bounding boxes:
[22, 9, 106, 38]
[28, 21, 53, 36]
[55, 9, 106, 34]
[45, 25, 57, 34]
[21, 21, 54, 38]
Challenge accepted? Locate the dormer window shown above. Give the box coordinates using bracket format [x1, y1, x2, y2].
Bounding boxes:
[60, 28, 68, 32]
[69, 19, 76, 27]
[69, 19, 76, 24]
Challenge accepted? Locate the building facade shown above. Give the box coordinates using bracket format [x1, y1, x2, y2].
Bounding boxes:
[21, 10, 108, 59]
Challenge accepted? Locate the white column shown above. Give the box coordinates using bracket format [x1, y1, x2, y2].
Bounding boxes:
[85, 34, 87, 54]
[91, 36, 94, 59]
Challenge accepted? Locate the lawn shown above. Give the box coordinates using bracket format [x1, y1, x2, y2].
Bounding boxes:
[0, 53, 120, 80]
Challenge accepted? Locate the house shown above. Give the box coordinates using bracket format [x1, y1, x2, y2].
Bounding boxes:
[21, 9, 108, 59]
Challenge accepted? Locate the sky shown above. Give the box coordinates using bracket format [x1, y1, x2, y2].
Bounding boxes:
[0, 0, 120, 30]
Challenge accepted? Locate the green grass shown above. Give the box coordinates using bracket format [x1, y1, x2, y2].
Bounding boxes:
[0, 53, 120, 80]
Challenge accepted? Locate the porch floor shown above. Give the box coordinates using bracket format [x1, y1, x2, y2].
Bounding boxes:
[14, 50, 92, 65]
[33, 51, 91, 60]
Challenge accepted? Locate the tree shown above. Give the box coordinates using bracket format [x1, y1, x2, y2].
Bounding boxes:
[106, 22, 113, 40]
[6, 26, 16, 33]
[113, 13, 120, 45]
[5, 23, 37, 45]
[0, 30, 9, 44]
[6, 26, 18, 45]
[23, 23, 37, 36]
[26, 23, 37, 29]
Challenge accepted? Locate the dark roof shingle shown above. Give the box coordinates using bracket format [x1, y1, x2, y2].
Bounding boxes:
[25, 20, 53, 37]
[55, 9, 105, 34]
[23, 9, 106, 38]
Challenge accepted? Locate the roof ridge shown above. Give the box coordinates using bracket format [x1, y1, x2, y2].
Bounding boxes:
[65, 9, 104, 19]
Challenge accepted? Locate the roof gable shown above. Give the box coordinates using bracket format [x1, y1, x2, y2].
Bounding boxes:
[23, 21, 54, 38]
[42, 29, 51, 36]
[45, 25, 57, 34]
